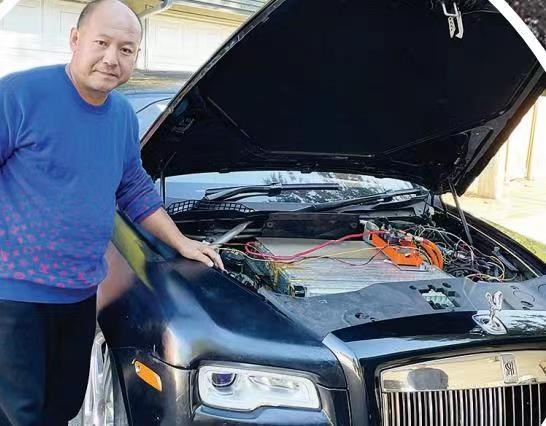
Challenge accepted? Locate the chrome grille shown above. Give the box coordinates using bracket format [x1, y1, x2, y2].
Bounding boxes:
[382, 385, 546, 426]
[380, 351, 546, 426]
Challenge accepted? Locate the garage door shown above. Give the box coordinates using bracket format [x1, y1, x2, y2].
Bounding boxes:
[145, 13, 237, 71]
[0, 0, 239, 78]
[0, 0, 81, 77]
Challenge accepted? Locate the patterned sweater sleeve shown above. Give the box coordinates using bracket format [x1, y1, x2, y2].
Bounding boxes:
[0, 79, 22, 168]
[116, 111, 163, 223]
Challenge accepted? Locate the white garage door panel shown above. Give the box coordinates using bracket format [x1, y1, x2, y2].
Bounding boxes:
[45, 0, 82, 50]
[1, 0, 42, 49]
[156, 22, 181, 50]
[0, 0, 238, 77]
[0, 48, 70, 76]
[148, 15, 235, 71]
[0, 0, 83, 75]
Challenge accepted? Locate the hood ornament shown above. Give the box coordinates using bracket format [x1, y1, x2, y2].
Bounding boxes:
[473, 291, 507, 335]
[487, 291, 504, 321]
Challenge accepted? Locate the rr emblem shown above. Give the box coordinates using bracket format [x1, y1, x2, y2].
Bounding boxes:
[500, 354, 518, 384]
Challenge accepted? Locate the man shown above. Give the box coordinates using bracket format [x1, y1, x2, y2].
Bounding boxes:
[0, 0, 223, 423]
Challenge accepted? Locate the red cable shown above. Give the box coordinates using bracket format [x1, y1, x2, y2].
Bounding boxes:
[244, 231, 385, 261]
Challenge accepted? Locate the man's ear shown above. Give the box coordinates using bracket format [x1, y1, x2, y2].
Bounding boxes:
[69, 27, 79, 53]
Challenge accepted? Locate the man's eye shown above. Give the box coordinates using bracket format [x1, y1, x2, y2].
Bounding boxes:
[95, 40, 107, 47]
[121, 48, 134, 55]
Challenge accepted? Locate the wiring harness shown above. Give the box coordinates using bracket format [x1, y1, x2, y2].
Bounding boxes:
[407, 225, 517, 282]
[219, 220, 519, 283]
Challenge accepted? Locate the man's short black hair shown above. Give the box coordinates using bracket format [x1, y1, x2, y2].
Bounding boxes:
[77, 0, 143, 34]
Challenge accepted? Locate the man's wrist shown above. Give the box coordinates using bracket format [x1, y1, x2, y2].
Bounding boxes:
[173, 235, 192, 253]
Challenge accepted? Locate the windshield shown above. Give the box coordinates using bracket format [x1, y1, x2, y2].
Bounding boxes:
[161, 171, 417, 205]
[125, 92, 176, 138]
[135, 99, 171, 138]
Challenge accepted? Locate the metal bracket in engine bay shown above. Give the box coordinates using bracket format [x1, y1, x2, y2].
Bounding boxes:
[448, 180, 474, 245]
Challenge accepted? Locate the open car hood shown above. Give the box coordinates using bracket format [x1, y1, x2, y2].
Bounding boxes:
[141, 0, 545, 194]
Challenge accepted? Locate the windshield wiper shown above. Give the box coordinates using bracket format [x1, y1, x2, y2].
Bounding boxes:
[203, 182, 341, 202]
[296, 188, 427, 212]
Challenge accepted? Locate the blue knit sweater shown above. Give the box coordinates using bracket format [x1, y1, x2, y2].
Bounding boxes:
[0, 65, 162, 303]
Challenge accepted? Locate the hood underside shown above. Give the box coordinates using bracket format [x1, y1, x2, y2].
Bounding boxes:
[142, 0, 545, 193]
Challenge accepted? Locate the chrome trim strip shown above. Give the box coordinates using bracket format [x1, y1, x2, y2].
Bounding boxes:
[322, 333, 367, 426]
[488, 388, 493, 426]
[499, 388, 506, 426]
[468, 388, 473, 426]
[538, 386, 542, 419]
[395, 393, 400, 426]
[447, 391, 451, 425]
[529, 384, 534, 424]
[437, 392, 442, 426]
[418, 391, 423, 426]
[411, 393, 419, 426]
[381, 351, 546, 392]
[520, 386, 524, 426]
[459, 390, 464, 424]
[511, 386, 515, 425]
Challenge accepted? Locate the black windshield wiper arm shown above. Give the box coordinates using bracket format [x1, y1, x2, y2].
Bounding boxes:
[203, 182, 341, 202]
[296, 188, 426, 212]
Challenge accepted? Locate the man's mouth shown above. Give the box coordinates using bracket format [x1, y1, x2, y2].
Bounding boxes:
[95, 70, 118, 78]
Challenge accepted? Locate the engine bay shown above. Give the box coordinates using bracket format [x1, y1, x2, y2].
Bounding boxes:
[221, 233, 453, 298]
[179, 210, 536, 299]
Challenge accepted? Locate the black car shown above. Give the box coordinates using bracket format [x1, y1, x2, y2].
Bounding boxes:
[119, 69, 191, 138]
[74, 1, 546, 425]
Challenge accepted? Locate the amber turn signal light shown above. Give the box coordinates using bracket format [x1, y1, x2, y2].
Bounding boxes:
[134, 360, 162, 392]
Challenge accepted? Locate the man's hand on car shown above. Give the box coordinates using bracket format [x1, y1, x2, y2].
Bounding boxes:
[140, 208, 225, 270]
[175, 237, 225, 270]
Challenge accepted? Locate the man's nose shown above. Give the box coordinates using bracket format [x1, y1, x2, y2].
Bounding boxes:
[102, 46, 119, 67]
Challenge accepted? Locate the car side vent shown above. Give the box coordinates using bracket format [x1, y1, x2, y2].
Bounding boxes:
[166, 200, 255, 215]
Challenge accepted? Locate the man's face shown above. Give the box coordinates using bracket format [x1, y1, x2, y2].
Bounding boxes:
[69, 1, 141, 98]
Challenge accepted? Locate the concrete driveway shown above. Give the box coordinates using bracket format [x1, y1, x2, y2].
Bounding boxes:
[459, 178, 545, 241]
[444, 178, 546, 260]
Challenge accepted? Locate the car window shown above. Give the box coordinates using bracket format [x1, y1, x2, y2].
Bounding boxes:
[123, 93, 175, 137]
[161, 171, 416, 204]
[135, 99, 171, 138]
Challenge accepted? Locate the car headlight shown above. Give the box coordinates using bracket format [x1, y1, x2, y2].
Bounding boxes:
[198, 364, 320, 411]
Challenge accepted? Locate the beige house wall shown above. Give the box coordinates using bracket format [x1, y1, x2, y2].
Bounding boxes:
[466, 95, 546, 199]
[504, 105, 534, 180]
[529, 96, 546, 180]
